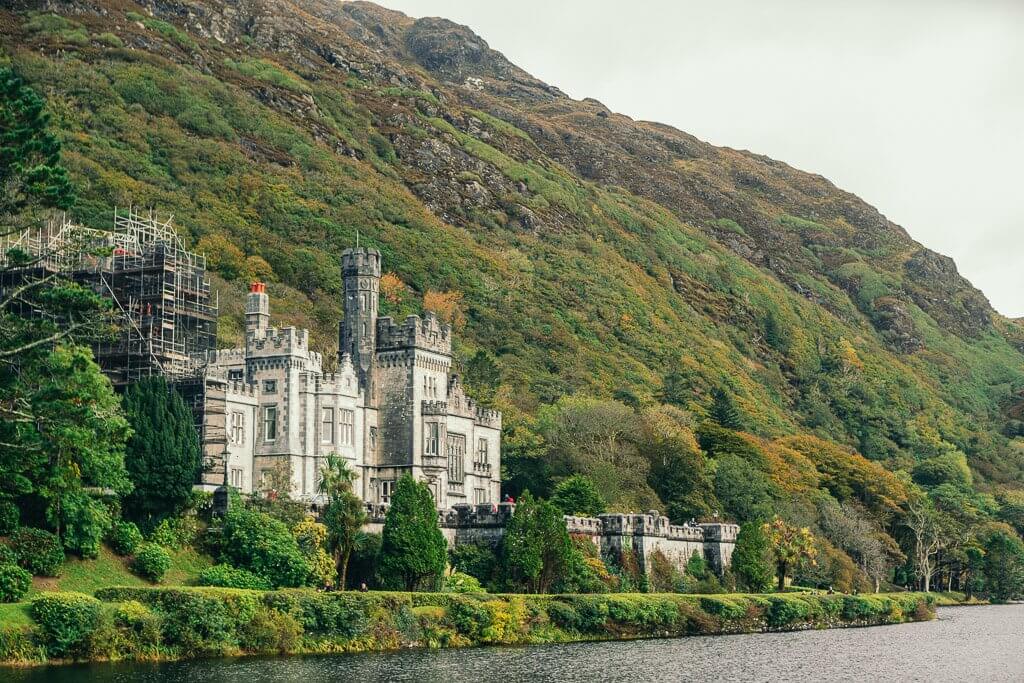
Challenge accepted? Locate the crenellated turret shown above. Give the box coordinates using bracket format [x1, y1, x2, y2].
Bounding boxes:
[339, 247, 381, 392]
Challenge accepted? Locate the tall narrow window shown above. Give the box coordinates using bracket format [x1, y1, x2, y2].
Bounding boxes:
[476, 438, 488, 465]
[447, 433, 466, 483]
[424, 422, 439, 455]
[230, 411, 245, 445]
[263, 405, 277, 442]
[321, 407, 334, 444]
[380, 480, 395, 504]
[340, 409, 355, 446]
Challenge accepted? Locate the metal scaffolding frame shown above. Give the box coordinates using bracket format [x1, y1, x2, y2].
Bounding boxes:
[0, 207, 218, 383]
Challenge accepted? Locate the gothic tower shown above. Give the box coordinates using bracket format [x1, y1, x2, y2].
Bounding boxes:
[339, 247, 381, 393]
[245, 282, 270, 342]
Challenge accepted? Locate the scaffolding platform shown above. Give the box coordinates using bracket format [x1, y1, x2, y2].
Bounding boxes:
[0, 207, 218, 383]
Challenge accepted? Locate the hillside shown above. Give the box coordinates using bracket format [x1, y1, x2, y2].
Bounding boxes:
[2, 0, 1024, 520]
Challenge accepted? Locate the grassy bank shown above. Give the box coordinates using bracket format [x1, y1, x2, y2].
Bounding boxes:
[0, 588, 936, 666]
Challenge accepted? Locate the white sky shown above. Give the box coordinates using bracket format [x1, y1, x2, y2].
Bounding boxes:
[377, 0, 1024, 316]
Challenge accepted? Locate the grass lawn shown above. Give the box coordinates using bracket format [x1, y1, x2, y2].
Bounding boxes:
[0, 602, 33, 626]
[29, 545, 214, 597]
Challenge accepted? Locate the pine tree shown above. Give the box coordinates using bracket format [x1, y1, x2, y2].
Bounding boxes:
[503, 491, 574, 593]
[0, 67, 75, 228]
[121, 376, 201, 526]
[709, 387, 743, 429]
[378, 475, 447, 591]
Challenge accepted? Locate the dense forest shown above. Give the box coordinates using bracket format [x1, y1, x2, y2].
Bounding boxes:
[1, 0, 1023, 595]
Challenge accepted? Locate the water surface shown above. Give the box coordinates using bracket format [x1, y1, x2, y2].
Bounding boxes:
[6, 605, 1023, 682]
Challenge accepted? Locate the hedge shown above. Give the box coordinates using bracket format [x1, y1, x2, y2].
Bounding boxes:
[0, 588, 935, 664]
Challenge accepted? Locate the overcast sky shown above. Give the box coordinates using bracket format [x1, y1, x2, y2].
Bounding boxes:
[379, 0, 1024, 316]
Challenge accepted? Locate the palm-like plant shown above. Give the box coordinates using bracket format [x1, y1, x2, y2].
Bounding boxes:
[317, 453, 366, 589]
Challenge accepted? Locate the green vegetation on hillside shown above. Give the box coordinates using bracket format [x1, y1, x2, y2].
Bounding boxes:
[1, 2, 1024, 604]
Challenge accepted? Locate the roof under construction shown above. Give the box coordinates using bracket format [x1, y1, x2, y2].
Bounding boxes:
[0, 207, 218, 384]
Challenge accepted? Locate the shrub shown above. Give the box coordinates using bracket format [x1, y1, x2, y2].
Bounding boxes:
[9, 528, 64, 577]
[113, 600, 162, 650]
[0, 544, 16, 565]
[443, 571, 485, 593]
[198, 564, 272, 590]
[0, 500, 19, 534]
[698, 596, 747, 620]
[766, 596, 812, 627]
[445, 594, 492, 639]
[220, 507, 310, 588]
[30, 592, 102, 658]
[132, 543, 172, 582]
[238, 607, 302, 653]
[0, 563, 31, 603]
[545, 600, 580, 631]
[149, 516, 197, 550]
[106, 520, 144, 556]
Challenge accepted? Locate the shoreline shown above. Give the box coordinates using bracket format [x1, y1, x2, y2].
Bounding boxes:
[0, 588, 938, 668]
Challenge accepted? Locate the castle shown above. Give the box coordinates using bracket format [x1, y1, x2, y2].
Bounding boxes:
[1, 212, 740, 574]
[194, 248, 503, 509]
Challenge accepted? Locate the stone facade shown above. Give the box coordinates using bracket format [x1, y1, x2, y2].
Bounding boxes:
[364, 504, 739, 575]
[196, 248, 502, 509]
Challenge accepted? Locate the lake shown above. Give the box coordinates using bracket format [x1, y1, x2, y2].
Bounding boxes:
[5, 605, 1023, 682]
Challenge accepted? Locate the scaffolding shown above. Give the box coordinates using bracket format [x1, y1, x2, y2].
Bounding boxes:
[0, 207, 218, 384]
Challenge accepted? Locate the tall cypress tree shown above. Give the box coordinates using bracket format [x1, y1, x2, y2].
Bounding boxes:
[378, 475, 447, 591]
[121, 376, 201, 526]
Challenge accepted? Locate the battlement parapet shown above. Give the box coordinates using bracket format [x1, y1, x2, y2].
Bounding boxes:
[376, 313, 452, 355]
[474, 406, 502, 429]
[421, 400, 448, 416]
[248, 326, 311, 356]
[206, 347, 246, 365]
[341, 247, 381, 278]
[565, 515, 603, 535]
[226, 380, 258, 398]
[698, 522, 740, 543]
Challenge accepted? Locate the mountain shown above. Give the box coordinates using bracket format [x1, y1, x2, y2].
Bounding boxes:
[4, 0, 1024, 512]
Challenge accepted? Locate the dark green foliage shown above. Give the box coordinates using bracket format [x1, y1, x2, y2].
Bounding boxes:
[645, 436, 714, 523]
[0, 500, 19, 535]
[709, 388, 743, 429]
[346, 532, 382, 590]
[198, 564, 272, 590]
[464, 350, 501, 402]
[685, 552, 708, 580]
[550, 475, 606, 517]
[713, 454, 777, 523]
[106, 520, 143, 556]
[378, 475, 447, 591]
[0, 563, 31, 603]
[912, 453, 972, 489]
[132, 543, 171, 582]
[9, 527, 64, 576]
[30, 592, 101, 658]
[121, 377, 202, 525]
[449, 542, 497, 584]
[219, 506, 310, 588]
[732, 522, 775, 592]
[502, 491, 573, 593]
[0, 67, 75, 220]
[0, 544, 15, 565]
[766, 595, 813, 627]
[980, 527, 1024, 602]
[113, 601, 162, 652]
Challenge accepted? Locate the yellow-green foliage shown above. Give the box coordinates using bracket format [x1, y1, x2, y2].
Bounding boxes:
[0, 587, 935, 664]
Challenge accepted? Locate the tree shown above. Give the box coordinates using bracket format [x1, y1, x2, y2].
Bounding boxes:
[644, 435, 714, 523]
[550, 475, 605, 517]
[317, 454, 367, 590]
[980, 525, 1024, 602]
[378, 475, 446, 591]
[732, 522, 774, 592]
[502, 490, 574, 593]
[713, 454, 776, 523]
[764, 517, 818, 591]
[3, 346, 130, 555]
[0, 67, 75, 231]
[708, 388, 743, 430]
[818, 499, 893, 592]
[902, 497, 952, 592]
[121, 376, 201, 526]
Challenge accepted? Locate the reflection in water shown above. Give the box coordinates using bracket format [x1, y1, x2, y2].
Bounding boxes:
[4, 605, 1024, 683]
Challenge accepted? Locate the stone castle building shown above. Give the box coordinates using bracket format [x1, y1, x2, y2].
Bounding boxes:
[195, 247, 503, 509]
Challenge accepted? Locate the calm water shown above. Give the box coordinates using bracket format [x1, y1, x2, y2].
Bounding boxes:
[5, 605, 1023, 682]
